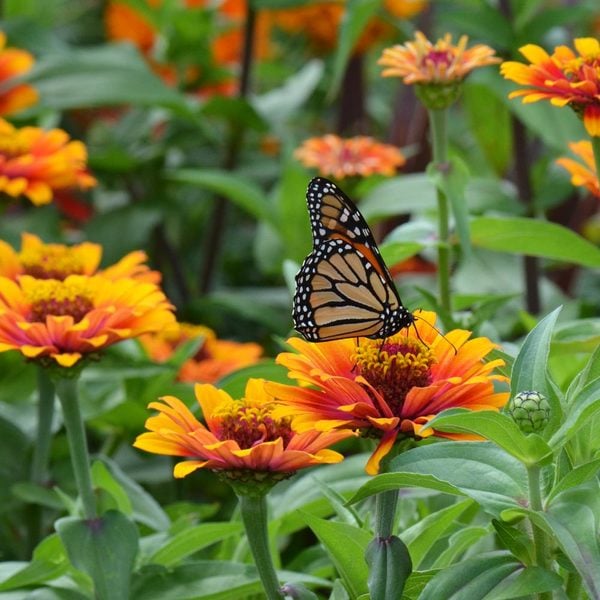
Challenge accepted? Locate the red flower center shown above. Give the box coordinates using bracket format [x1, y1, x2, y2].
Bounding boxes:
[218, 403, 293, 449]
[353, 338, 435, 415]
[26, 279, 93, 323]
[423, 49, 453, 69]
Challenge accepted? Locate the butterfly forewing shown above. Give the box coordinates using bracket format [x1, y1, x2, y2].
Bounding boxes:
[293, 177, 414, 342]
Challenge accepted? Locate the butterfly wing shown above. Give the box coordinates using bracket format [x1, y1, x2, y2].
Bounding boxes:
[293, 177, 413, 342]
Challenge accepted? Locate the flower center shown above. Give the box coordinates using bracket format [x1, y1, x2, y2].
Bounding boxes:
[216, 400, 293, 450]
[352, 338, 435, 415]
[26, 279, 94, 323]
[424, 49, 454, 69]
[20, 245, 86, 280]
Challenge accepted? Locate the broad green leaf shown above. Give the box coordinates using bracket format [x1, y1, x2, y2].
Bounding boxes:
[541, 482, 600, 599]
[167, 169, 275, 225]
[380, 242, 425, 266]
[566, 344, 600, 398]
[403, 500, 474, 568]
[551, 318, 600, 356]
[366, 535, 411, 600]
[470, 217, 600, 267]
[56, 510, 139, 600]
[401, 570, 438, 600]
[148, 523, 243, 567]
[10, 482, 63, 510]
[201, 97, 267, 131]
[546, 458, 600, 504]
[302, 512, 370, 599]
[423, 410, 553, 466]
[27, 44, 183, 110]
[492, 520, 533, 565]
[420, 552, 562, 600]
[92, 461, 133, 516]
[218, 360, 289, 398]
[431, 527, 490, 569]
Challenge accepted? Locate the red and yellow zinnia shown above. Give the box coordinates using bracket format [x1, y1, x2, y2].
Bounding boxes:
[556, 140, 600, 198]
[133, 378, 353, 478]
[0, 32, 38, 116]
[501, 38, 600, 137]
[0, 119, 96, 206]
[268, 311, 508, 475]
[0, 274, 175, 367]
[295, 134, 406, 180]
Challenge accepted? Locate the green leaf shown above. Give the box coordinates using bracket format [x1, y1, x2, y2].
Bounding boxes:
[56, 510, 139, 600]
[92, 461, 133, 516]
[366, 535, 412, 600]
[403, 500, 475, 568]
[201, 97, 267, 131]
[401, 570, 437, 600]
[431, 527, 490, 569]
[470, 217, 600, 267]
[419, 552, 562, 600]
[492, 520, 533, 565]
[551, 318, 600, 356]
[329, 0, 380, 99]
[27, 44, 183, 110]
[217, 360, 289, 398]
[546, 458, 600, 504]
[423, 410, 553, 466]
[302, 512, 370, 599]
[167, 169, 275, 225]
[148, 522, 243, 567]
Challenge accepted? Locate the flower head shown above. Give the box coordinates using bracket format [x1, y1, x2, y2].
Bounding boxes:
[0, 32, 38, 116]
[0, 233, 160, 283]
[0, 119, 96, 206]
[139, 322, 263, 383]
[295, 135, 405, 180]
[268, 311, 508, 474]
[134, 379, 352, 484]
[501, 38, 600, 137]
[0, 274, 175, 367]
[556, 140, 600, 197]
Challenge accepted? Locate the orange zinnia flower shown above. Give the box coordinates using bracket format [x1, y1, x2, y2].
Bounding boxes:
[0, 232, 160, 283]
[556, 140, 600, 198]
[500, 38, 600, 137]
[0, 274, 175, 367]
[133, 378, 352, 480]
[295, 134, 405, 180]
[379, 31, 500, 85]
[268, 311, 508, 475]
[0, 32, 38, 116]
[139, 322, 263, 383]
[0, 119, 96, 206]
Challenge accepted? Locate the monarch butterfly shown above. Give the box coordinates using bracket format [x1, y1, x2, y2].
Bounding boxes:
[293, 177, 415, 342]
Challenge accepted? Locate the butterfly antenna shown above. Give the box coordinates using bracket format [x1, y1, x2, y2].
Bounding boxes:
[413, 314, 458, 354]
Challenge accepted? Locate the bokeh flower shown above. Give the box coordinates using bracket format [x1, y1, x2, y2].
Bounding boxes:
[556, 140, 600, 198]
[0, 32, 38, 116]
[139, 322, 263, 383]
[0, 119, 96, 206]
[268, 311, 508, 475]
[133, 378, 352, 481]
[0, 274, 174, 367]
[0, 233, 160, 283]
[500, 38, 600, 137]
[295, 134, 405, 180]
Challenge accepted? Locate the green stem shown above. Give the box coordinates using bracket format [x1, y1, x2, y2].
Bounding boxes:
[31, 368, 55, 484]
[238, 493, 281, 600]
[428, 108, 451, 313]
[374, 489, 399, 539]
[527, 465, 552, 600]
[590, 136, 600, 186]
[55, 378, 97, 519]
[565, 570, 582, 600]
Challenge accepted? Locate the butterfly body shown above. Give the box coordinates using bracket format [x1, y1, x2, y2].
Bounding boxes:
[293, 177, 414, 342]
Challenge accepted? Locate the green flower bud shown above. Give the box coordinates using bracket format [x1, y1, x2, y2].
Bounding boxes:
[415, 81, 463, 110]
[507, 391, 550, 434]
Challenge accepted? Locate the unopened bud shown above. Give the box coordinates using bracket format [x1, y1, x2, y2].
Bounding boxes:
[507, 390, 550, 434]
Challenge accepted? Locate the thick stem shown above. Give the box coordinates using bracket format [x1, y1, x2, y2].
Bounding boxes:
[428, 108, 451, 312]
[31, 369, 55, 484]
[55, 378, 97, 519]
[374, 489, 399, 539]
[527, 465, 552, 600]
[238, 493, 282, 600]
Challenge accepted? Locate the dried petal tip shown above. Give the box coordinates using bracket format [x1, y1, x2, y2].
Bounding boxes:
[507, 391, 550, 434]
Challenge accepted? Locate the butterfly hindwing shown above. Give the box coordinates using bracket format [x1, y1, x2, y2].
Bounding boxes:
[293, 177, 414, 342]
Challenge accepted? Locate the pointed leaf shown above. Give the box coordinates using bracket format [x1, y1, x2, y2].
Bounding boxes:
[546, 458, 600, 504]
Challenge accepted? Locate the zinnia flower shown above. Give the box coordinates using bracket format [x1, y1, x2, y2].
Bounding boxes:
[556, 140, 600, 198]
[500, 38, 600, 137]
[0, 232, 160, 283]
[0, 274, 175, 367]
[133, 378, 352, 482]
[139, 322, 263, 383]
[295, 134, 405, 180]
[0, 119, 96, 206]
[0, 32, 38, 116]
[379, 31, 500, 85]
[267, 311, 508, 475]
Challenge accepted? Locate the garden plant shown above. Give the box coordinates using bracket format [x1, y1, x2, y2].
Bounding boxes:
[0, 1, 599, 599]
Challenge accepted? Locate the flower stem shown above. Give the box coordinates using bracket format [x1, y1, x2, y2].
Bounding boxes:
[55, 378, 97, 519]
[31, 368, 55, 484]
[374, 489, 399, 538]
[590, 136, 600, 186]
[527, 465, 552, 600]
[238, 493, 282, 600]
[428, 108, 451, 312]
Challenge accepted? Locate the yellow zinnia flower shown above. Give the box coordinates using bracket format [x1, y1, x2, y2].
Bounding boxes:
[134, 378, 353, 480]
[501, 38, 600, 137]
[267, 311, 508, 475]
